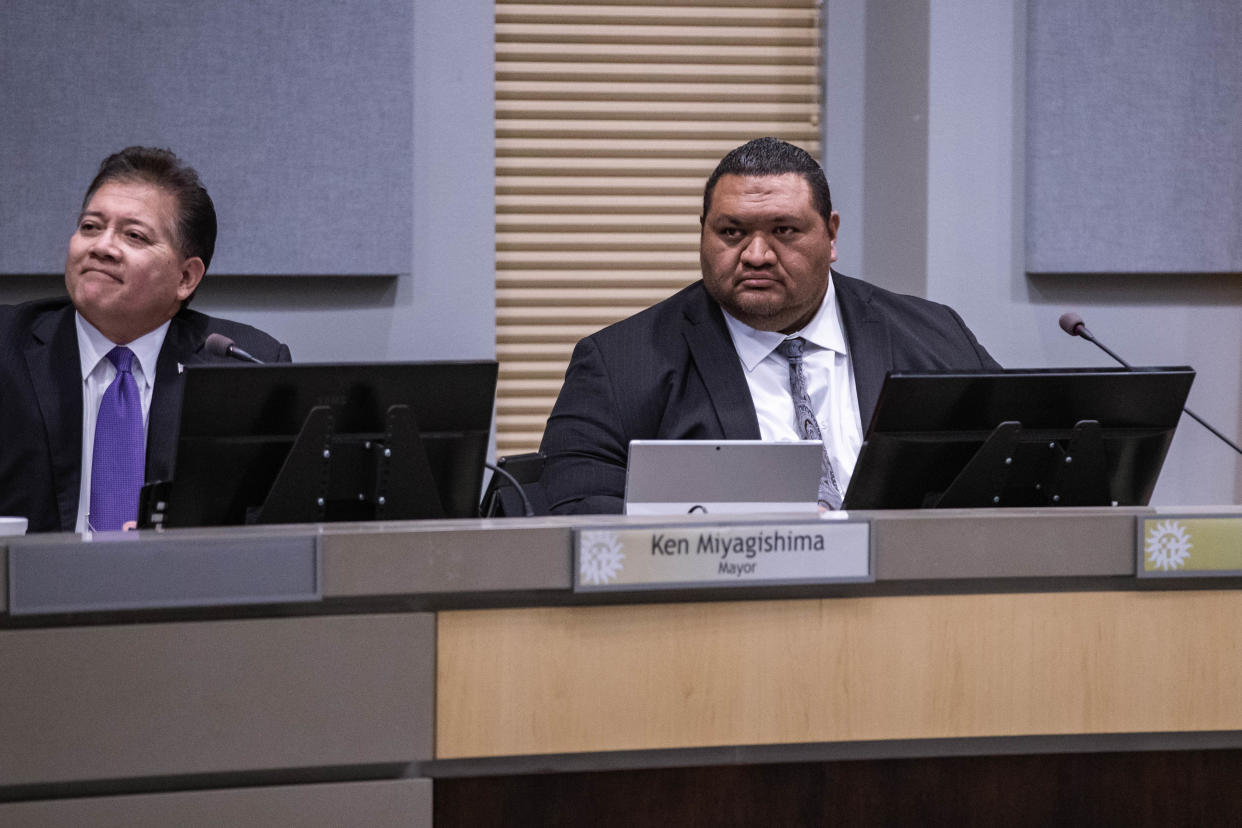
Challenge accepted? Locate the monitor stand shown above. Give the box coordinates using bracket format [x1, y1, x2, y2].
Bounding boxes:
[250, 403, 445, 524]
[931, 420, 1110, 508]
[141, 403, 447, 528]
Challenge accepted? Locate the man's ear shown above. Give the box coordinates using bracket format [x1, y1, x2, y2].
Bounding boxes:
[827, 211, 840, 263]
[177, 257, 206, 301]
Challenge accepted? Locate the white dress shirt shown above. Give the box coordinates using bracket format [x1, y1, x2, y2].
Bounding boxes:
[721, 275, 864, 494]
[74, 313, 170, 532]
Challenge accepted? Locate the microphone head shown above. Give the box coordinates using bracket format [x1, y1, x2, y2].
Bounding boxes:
[1058, 312, 1085, 337]
[205, 332, 236, 357]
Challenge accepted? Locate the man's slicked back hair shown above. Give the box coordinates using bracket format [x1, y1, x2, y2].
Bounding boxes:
[83, 146, 217, 274]
[701, 137, 833, 229]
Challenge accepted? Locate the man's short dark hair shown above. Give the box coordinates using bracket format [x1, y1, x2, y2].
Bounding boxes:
[701, 137, 833, 229]
[84, 146, 217, 274]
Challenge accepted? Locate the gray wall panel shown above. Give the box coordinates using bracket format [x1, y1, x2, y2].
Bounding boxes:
[0, 0, 412, 276]
[1025, 0, 1242, 273]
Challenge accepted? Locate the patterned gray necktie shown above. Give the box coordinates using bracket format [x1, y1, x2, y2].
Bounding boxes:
[776, 337, 843, 510]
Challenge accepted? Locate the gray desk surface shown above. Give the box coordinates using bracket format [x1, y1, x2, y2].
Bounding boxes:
[6, 505, 1237, 619]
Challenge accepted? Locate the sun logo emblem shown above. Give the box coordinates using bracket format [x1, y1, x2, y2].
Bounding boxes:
[1145, 519, 1192, 571]
[579, 531, 625, 585]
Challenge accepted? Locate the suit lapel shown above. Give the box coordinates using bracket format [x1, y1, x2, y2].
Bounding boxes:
[25, 306, 84, 530]
[682, 286, 761, 439]
[834, 272, 892, 430]
[147, 313, 204, 482]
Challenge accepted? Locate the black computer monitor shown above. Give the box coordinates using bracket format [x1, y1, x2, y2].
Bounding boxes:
[143, 361, 497, 528]
[841, 367, 1195, 509]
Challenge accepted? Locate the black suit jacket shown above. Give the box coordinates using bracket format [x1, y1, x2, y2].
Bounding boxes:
[539, 272, 1000, 514]
[0, 297, 291, 532]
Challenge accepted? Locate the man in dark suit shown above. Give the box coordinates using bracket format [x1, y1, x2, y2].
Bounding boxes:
[540, 137, 998, 514]
[0, 147, 289, 533]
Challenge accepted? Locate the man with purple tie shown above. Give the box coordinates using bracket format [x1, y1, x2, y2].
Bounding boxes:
[0, 147, 290, 532]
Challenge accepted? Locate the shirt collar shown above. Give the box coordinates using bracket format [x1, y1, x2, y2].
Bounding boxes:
[721, 272, 848, 372]
[75, 312, 171, 388]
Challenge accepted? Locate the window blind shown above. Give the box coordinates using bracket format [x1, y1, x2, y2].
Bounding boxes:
[496, 0, 822, 455]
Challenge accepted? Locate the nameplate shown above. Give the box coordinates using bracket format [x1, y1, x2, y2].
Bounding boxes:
[1137, 515, 1242, 578]
[573, 520, 871, 591]
[7, 533, 321, 615]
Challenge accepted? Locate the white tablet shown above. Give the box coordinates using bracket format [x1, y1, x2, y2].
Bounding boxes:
[624, 439, 823, 516]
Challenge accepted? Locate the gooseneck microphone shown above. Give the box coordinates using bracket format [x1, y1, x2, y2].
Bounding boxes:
[205, 333, 265, 365]
[1059, 311, 1242, 456]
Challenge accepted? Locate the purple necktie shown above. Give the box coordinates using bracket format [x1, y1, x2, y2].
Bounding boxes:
[89, 346, 145, 531]
[776, 337, 843, 510]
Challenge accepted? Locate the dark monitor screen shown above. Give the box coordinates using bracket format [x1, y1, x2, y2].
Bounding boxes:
[148, 361, 497, 528]
[842, 367, 1195, 510]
